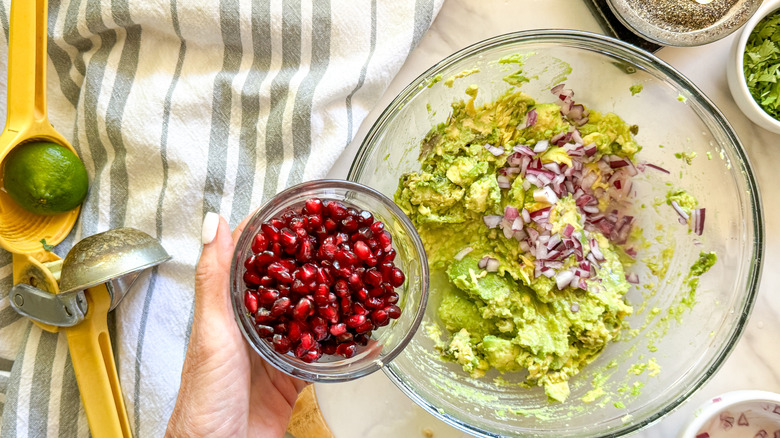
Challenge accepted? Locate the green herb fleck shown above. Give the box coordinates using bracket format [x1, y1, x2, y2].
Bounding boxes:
[674, 151, 697, 165]
[744, 10, 780, 120]
[630, 84, 643, 96]
[40, 239, 54, 252]
[677, 94, 687, 103]
[614, 401, 626, 409]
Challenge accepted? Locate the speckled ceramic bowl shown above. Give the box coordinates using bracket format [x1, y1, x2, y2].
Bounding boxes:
[349, 30, 763, 437]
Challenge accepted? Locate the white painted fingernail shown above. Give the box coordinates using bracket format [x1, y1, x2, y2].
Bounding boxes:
[202, 212, 219, 245]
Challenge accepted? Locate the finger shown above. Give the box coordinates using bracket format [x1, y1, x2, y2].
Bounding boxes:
[195, 212, 235, 315]
[232, 208, 260, 243]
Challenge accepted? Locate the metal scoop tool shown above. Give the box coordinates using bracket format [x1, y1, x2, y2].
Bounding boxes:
[10, 228, 170, 437]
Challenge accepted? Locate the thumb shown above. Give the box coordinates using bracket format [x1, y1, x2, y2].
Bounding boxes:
[194, 212, 235, 317]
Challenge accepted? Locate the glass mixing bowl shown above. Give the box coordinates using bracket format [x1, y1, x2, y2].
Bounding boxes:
[348, 30, 763, 437]
[230, 180, 428, 382]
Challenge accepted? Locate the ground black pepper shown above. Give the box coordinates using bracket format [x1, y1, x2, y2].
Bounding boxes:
[626, 0, 738, 32]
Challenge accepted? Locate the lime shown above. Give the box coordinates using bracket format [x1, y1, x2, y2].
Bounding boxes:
[2, 141, 89, 215]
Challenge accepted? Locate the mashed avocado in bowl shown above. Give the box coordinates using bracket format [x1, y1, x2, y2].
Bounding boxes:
[348, 31, 762, 438]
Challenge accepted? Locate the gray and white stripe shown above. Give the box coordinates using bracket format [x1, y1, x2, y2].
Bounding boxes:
[0, 0, 442, 436]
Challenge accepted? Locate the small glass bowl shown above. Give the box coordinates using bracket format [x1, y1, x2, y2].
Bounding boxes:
[230, 179, 429, 382]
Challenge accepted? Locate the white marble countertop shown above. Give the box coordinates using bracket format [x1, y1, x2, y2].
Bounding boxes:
[320, 0, 780, 436]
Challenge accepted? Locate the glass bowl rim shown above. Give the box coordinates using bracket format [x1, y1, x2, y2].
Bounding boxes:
[347, 29, 764, 437]
[230, 179, 430, 382]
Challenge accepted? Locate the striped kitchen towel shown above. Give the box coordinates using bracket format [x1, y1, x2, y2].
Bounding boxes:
[0, 0, 443, 436]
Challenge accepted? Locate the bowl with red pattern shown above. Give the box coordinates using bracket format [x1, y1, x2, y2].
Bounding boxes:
[230, 179, 429, 382]
[679, 391, 780, 438]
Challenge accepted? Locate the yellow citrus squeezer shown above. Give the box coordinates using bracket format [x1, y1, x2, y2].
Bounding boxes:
[2, 1, 169, 437]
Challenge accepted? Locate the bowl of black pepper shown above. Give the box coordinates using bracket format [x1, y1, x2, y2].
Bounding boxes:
[606, 0, 761, 46]
[727, 0, 780, 134]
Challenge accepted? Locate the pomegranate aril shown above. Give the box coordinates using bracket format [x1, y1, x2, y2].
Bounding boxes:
[297, 263, 317, 283]
[300, 345, 322, 363]
[261, 223, 280, 242]
[316, 267, 333, 286]
[271, 242, 282, 256]
[270, 218, 285, 229]
[354, 333, 371, 346]
[299, 331, 316, 351]
[386, 305, 402, 319]
[347, 314, 366, 328]
[244, 290, 259, 313]
[336, 250, 358, 266]
[270, 297, 291, 317]
[356, 227, 373, 241]
[336, 332, 354, 343]
[354, 241, 371, 260]
[297, 239, 314, 262]
[348, 272, 364, 290]
[278, 284, 290, 297]
[303, 198, 323, 215]
[390, 268, 405, 287]
[371, 309, 389, 326]
[287, 320, 304, 342]
[273, 321, 288, 335]
[256, 325, 275, 338]
[382, 249, 397, 262]
[370, 221, 384, 233]
[318, 241, 338, 260]
[365, 296, 384, 309]
[324, 218, 338, 233]
[364, 268, 383, 287]
[357, 210, 374, 226]
[289, 216, 307, 230]
[340, 216, 358, 233]
[335, 232, 350, 245]
[364, 255, 378, 267]
[310, 317, 329, 341]
[378, 230, 393, 251]
[355, 320, 373, 333]
[259, 276, 275, 288]
[326, 201, 347, 220]
[291, 279, 308, 295]
[379, 261, 394, 279]
[336, 341, 357, 358]
[334, 279, 350, 297]
[244, 255, 258, 271]
[295, 227, 308, 240]
[352, 302, 368, 316]
[243, 271, 261, 287]
[321, 340, 338, 355]
[340, 296, 353, 316]
[318, 304, 339, 324]
[255, 308, 273, 325]
[272, 335, 292, 354]
[313, 285, 331, 305]
[383, 291, 399, 305]
[280, 228, 298, 248]
[354, 288, 368, 302]
[367, 239, 379, 251]
[251, 233, 269, 253]
[293, 297, 314, 321]
[254, 251, 277, 268]
[329, 323, 347, 336]
[306, 214, 323, 228]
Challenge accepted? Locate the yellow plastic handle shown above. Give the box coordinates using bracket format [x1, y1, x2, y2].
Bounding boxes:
[6, 0, 48, 131]
[12, 251, 62, 333]
[65, 284, 133, 438]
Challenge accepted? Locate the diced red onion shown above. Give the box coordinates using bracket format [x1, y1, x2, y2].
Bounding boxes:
[454, 246, 473, 261]
[626, 272, 639, 284]
[551, 84, 565, 95]
[562, 224, 575, 238]
[483, 215, 502, 229]
[555, 270, 575, 290]
[504, 206, 519, 221]
[690, 208, 705, 235]
[497, 174, 511, 189]
[513, 145, 536, 156]
[478, 256, 489, 269]
[644, 163, 670, 174]
[584, 143, 598, 156]
[521, 208, 531, 223]
[511, 217, 524, 232]
[533, 140, 550, 154]
[484, 144, 505, 156]
[486, 258, 500, 272]
[525, 108, 538, 127]
[570, 303, 580, 313]
[670, 200, 689, 221]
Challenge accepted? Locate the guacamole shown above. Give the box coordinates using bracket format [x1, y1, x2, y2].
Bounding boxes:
[395, 86, 643, 401]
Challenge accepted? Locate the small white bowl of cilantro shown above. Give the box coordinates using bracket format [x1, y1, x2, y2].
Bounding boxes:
[727, 0, 780, 134]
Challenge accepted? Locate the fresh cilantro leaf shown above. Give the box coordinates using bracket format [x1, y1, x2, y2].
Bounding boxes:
[40, 239, 54, 252]
[744, 11, 780, 120]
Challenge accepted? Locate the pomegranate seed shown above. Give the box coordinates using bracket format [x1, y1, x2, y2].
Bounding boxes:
[296, 239, 313, 262]
[382, 249, 396, 262]
[352, 302, 368, 316]
[299, 331, 316, 351]
[346, 314, 366, 328]
[251, 233, 269, 253]
[336, 332, 354, 343]
[300, 345, 322, 363]
[254, 251, 276, 268]
[379, 261, 394, 279]
[324, 218, 338, 233]
[270, 218, 285, 229]
[287, 320, 303, 342]
[354, 241, 371, 260]
[244, 290, 259, 313]
[326, 201, 347, 220]
[321, 340, 337, 355]
[340, 216, 358, 233]
[255, 308, 273, 325]
[386, 305, 401, 319]
[297, 263, 317, 283]
[293, 297, 314, 321]
[318, 304, 339, 324]
[333, 261, 352, 278]
[256, 325, 274, 338]
[364, 268, 383, 287]
[271, 242, 282, 255]
[370, 221, 384, 233]
[355, 333, 371, 346]
[306, 214, 323, 229]
[389, 268, 405, 287]
[295, 228, 308, 240]
[367, 287, 383, 298]
[272, 335, 292, 354]
[289, 216, 307, 230]
[261, 223, 280, 242]
[354, 288, 368, 302]
[371, 309, 389, 326]
[366, 238, 379, 251]
[244, 255, 258, 271]
[364, 255, 377, 267]
[318, 241, 338, 260]
[336, 341, 357, 358]
[277, 284, 290, 297]
[303, 198, 323, 214]
[259, 276, 275, 288]
[365, 296, 383, 309]
[348, 272, 364, 290]
[280, 228, 297, 248]
[378, 230, 392, 251]
[355, 227, 373, 241]
[340, 296, 353, 316]
[270, 297, 291, 317]
[313, 285, 330, 305]
[335, 232, 350, 245]
[357, 210, 374, 226]
[354, 321, 373, 333]
[243, 271, 260, 288]
[383, 291, 399, 305]
[329, 323, 347, 336]
[310, 317, 329, 341]
[334, 279, 350, 297]
[273, 321, 288, 334]
[316, 267, 333, 286]
[258, 288, 280, 305]
[291, 279, 308, 295]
